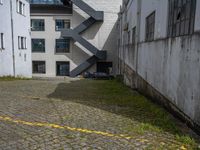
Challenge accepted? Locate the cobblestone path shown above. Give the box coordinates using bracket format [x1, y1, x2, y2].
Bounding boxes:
[0, 78, 199, 150]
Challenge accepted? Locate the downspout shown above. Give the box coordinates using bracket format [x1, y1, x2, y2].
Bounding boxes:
[10, 0, 16, 76]
[135, 0, 141, 88]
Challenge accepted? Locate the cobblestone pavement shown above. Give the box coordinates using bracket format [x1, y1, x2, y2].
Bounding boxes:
[0, 78, 199, 150]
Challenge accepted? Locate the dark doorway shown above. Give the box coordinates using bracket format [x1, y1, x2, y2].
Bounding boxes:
[56, 61, 70, 76]
[97, 62, 113, 74]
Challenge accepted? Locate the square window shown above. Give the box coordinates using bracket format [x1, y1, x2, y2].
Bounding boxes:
[55, 20, 70, 31]
[32, 39, 45, 52]
[55, 39, 70, 53]
[56, 61, 70, 76]
[31, 19, 45, 31]
[32, 61, 46, 74]
[168, 0, 196, 37]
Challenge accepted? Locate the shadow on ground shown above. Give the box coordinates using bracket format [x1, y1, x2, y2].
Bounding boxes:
[47, 79, 199, 146]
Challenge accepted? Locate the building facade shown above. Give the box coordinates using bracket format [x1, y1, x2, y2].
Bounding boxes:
[118, 0, 200, 133]
[0, 0, 32, 78]
[30, 0, 121, 77]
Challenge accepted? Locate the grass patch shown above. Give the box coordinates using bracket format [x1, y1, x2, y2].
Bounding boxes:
[175, 135, 196, 147]
[0, 76, 30, 81]
[93, 79, 198, 146]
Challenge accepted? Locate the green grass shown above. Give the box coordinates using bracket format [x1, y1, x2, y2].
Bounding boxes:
[175, 135, 196, 146]
[0, 76, 30, 81]
[89, 79, 198, 147]
[98, 80, 196, 146]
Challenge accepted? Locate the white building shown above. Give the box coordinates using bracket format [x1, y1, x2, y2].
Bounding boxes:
[0, 0, 32, 78]
[118, 0, 200, 133]
[30, 0, 122, 77]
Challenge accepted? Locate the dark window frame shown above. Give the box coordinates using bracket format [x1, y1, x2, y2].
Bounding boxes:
[127, 31, 131, 45]
[145, 11, 155, 42]
[168, 0, 196, 37]
[0, 33, 4, 49]
[56, 61, 70, 76]
[32, 61, 46, 74]
[55, 38, 70, 53]
[132, 26, 136, 45]
[18, 36, 27, 50]
[31, 19, 45, 31]
[16, 0, 25, 16]
[32, 38, 45, 53]
[55, 19, 70, 31]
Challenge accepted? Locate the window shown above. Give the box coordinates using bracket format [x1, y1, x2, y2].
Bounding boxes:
[56, 39, 70, 53]
[0, 33, 4, 49]
[0, 0, 3, 5]
[18, 36, 27, 49]
[132, 27, 136, 45]
[55, 20, 70, 31]
[97, 62, 113, 74]
[32, 39, 45, 52]
[145, 11, 155, 42]
[32, 61, 46, 74]
[16, 0, 25, 15]
[168, 0, 196, 37]
[127, 31, 130, 45]
[31, 19, 45, 31]
[56, 61, 70, 76]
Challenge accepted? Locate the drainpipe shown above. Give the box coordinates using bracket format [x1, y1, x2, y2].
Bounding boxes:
[135, 0, 141, 88]
[10, 0, 16, 77]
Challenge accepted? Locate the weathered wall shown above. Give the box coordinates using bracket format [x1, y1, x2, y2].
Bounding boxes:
[118, 0, 200, 133]
[137, 35, 200, 126]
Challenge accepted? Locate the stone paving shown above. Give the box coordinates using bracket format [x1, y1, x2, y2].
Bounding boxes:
[0, 78, 199, 150]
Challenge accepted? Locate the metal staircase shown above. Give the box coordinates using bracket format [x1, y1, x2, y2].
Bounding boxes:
[61, 0, 106, 77]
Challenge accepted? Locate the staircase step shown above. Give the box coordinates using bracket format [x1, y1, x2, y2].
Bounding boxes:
[72, 0, 104, 21]
[70, 56, 98, 77]
[61, 0, 105, 77]
[74, 17, 96, 34]
[62, 29, 106, 60]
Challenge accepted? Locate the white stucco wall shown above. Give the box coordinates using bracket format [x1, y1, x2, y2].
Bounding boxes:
[13, 0, 32, 78]
[0, 0, 31, 78]
[0, 0, 14, 76]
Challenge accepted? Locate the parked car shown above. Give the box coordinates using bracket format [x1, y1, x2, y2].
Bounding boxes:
[82, 72, 94, 78]
[93, 72, 114, 80]
[83, 72, 114, 80]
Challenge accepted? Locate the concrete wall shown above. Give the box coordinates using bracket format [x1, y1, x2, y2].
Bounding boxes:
[31, 0, 122, 77]
[118, 0, 200, 133]
[0, 0, 32, 78]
